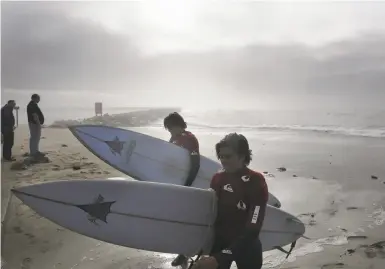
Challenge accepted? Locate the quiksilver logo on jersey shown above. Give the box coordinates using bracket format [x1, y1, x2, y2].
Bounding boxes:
[223, 184, 233, 192]
[251, 206, 260, 224]
[222, 249, 232, 255]
[241, 175, 250, 182]
[237, 200, 247, 210]
[191, 151, 198, 156]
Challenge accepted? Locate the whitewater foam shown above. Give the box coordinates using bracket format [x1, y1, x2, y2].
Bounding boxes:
[181, 123, 385, 139]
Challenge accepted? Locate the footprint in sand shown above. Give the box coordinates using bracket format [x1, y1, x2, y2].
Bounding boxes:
[342, 241, 385, 259]
[364, 243, 385, 259]
[21, 257, 32, 269]
[13, 226, 23, 234]
[40, 246, 50, 253]
[24, 233, 35, 239]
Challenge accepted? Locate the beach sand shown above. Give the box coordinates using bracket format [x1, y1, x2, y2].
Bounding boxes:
[2, 125, 385, 269]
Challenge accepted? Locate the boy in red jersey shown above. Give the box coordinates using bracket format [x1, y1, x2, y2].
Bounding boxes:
[164, 112, 201, 267]
[192, 133, 268, 269]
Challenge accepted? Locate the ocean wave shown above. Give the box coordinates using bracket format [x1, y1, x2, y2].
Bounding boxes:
[185, 123, 385, 138]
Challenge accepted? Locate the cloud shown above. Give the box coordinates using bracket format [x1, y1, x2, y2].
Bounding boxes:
[1, 1, 141, 91]
[1, 1, 385, 103]
[146, 34, 385, 95]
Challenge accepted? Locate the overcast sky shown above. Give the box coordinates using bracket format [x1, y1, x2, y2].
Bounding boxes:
[2, 1, 385, 109]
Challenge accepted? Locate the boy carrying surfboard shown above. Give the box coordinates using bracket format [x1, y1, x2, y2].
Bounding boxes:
[164, 112, 201, 267]
[192, 133, 267, 269]
[164, 115, 267, 269]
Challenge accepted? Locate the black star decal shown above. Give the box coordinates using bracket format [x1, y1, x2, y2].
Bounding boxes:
[76, 195, 116, 225]
[105, 136, 125, 155]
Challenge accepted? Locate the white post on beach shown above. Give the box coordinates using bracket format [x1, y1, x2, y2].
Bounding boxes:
[95, 102, 103, 117]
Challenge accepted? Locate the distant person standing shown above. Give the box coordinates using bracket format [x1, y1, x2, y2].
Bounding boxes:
[27, 94, 45, 158]
[1, 100, 17, 161]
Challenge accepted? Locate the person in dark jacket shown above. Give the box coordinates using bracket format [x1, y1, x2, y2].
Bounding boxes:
[27, 94, 45, 158]
[164, 112, 201, 267]
[1, 100, 17, 161]
[192, 133, 268, 269]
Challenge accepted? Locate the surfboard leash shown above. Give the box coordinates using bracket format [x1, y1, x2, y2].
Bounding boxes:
[187, 250, 203, 269]
[274, 240, 297, 259]
[189, 241, 298, 269]
[272, 240, 297, 269]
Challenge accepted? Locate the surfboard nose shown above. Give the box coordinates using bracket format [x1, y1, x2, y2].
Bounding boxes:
[11, 185, 39, 203]
[11, 181, 67, 204]
[11, 186, 29, 197]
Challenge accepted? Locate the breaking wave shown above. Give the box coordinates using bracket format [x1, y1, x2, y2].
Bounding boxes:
[185, 123, 385, 139]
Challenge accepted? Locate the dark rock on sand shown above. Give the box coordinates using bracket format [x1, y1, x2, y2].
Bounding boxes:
[321, 262, 344, 269]
[277, 167, 287, 172]
[371, 175, 378, 180]
[298, 212, 316, 218]
[72, 164, 81, 170]
[347, 249, 355, 255]
[346, 206, 360, 210]
[347, 235, 368, 240]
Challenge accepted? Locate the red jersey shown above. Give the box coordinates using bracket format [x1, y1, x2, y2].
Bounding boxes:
[210, 167, 268, 262]
[169, 131, 199, 155]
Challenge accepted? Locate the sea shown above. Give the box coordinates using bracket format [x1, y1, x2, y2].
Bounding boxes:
[4, 88, 385, 139]
[3, 90, 385, 268]
[9, 105, 385, 139]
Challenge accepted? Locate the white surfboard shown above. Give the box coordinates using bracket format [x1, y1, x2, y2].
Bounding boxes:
[12, 180, 304, 256]
[69, 125, 281, 208]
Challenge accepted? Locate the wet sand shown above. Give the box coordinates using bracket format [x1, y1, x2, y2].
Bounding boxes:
[2, 125, 385, 269]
